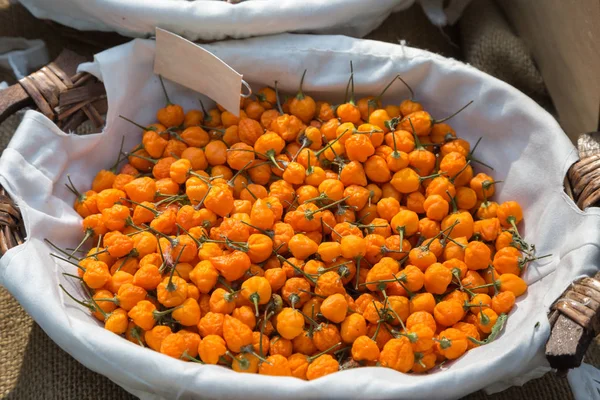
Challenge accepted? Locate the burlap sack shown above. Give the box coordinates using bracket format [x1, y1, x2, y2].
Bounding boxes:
[459, 0, 552, 112]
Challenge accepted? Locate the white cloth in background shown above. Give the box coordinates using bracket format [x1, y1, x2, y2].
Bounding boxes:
[0, 37, 49, 79]
[568, 363, 600, 400]
[18, 0, 468, 41]
[0, 34, 596, 399]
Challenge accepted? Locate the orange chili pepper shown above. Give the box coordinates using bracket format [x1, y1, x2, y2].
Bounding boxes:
[210, 251, 251, 282]
[464, 241, 492, 271]
[276, 307, 305, 340]
[433, 300, 464, 327]
[491, 291, 516, 315]
[270, 336, 293, 357]
[379, 337, 414, 372]
[198, 334, 227, 364]
[436, 328, 468, 359]
[259, 354, 292, 376]
[320, 293, 348, 323]
[222, 315, 254, 353]
[289, 70, 316, 124]
[306, 354, 339, 380]
[498, 273, 527, 297]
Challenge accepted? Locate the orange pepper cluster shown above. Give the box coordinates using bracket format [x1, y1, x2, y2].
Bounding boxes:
[57, 72, 544, 379]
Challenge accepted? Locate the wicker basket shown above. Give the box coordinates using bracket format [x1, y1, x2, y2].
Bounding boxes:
[0, 49, 599, 376]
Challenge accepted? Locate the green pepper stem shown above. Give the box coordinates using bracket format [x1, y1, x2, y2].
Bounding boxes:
[274, 80, 284, 115]
[316, 261, 352, 275]
[200, 124, 224, 133]
[142, 223, 176, 243]
[298, 289, 326, 299]
[360, 277, 398, 286]
[449, 160, 472, 183]
[82, 247, 109, 260]
[249, 293, 261, 317]
[471, 156, 494, 170]
[446, 190, 458, 214]
[291, 138, 310, 163]
[45, 238, 80, 260]
[468, 313, 507, 345]
[372, 75, 401, 107]
[265, 149, 285, 171]
[354, 257, 362, 290]
[119, 115, 154, 131]
[50, 253, 86, 272]
[314, 130, 347, 157]
[307, 341, 342, 362]
[182, 351, 205, 364]
[114, 251, 134, 273]
[276, 255, 317, 284]
[239, 220, 274, 238]
[121, 197, 159, 215]
[393, 275, 415, 298]
[59, 284, 94, 311]
[297, 309, 321, 329]
[301, 193, 331, 204]
[433, 100, 473, 124]
[468, 282, 499, 291]
[381, 289, 410, 333]
[109, 136, 126, 173]
[93, 297, 119, 304]
[307, 196, 350, 217]
[343, 66, 352, 105]
[479, 304, 490, 325]
[64, 174, 84, 200]
[246, 349, 271, 365]
[407, 117, 424, 150]
[397, 226, 405, 254]
[62, 272, 83, 280]
[69, 228, 95, 260]
[193, 183, 213, 211]
[507, 217, 522, 238]
[158, 75, 172, 105]
[153, 305, 182, 319]
[467, 137, 494, 170]
[166, 245, 187, 291]
[258, 309, 272, 358]
[371, 320, 382, 341]
[198, 98, 211, 122]
[421, 220, 459, 251]
[520, 253, 552, 270]
[397, 75, 415, 101]
[419, 172, 445, 181]
[349, 61, 355, 104]
[216, 276, 236, 294]
[125, 151, 158, 165]
[391, 128, 401, 158]
[228, 161, 253, 186]
[296, 69, 307, 100]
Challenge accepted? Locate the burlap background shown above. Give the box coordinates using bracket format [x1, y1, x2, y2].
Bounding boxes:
[0, 0, 595, 398]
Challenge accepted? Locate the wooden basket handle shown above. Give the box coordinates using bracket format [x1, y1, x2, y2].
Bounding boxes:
[546, 272, 600, 372]
[546, 132, 600, 372]
[0, 49, 107, 131]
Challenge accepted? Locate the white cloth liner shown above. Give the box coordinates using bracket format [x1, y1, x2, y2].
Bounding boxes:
[567, 363, 600, 400]
[0, 34, 597, 399]
[18, 0, 468, 41]
[0, 37, 49, 79]
[568, 363, 600, 400]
